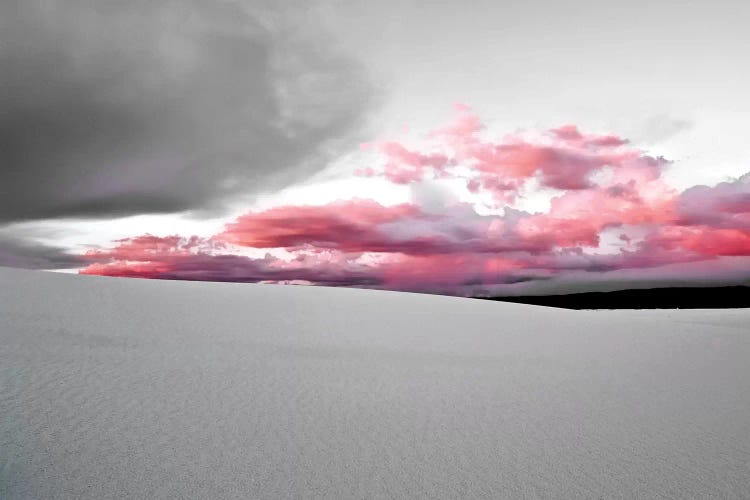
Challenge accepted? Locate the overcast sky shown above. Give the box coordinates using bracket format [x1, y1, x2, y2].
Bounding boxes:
[2, 0, 750, 295]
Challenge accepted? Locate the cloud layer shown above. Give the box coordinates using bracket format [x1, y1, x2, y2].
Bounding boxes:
[0, 0, 373, 222]
[0, 233, 86, 270]
[78, 107, 750, 295]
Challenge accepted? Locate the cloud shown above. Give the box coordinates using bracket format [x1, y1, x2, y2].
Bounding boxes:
[361, 106, 670, 201]
[218, 200, 425, 252]
[0, 0, 374, 222]
[76, 109, 750, 295]
[676, 172, 750, 228]
[80, 234, 382, 286]
[0, 234, 84, 270]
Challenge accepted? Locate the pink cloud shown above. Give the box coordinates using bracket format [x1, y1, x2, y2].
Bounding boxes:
[216, 200, 441, 253]
[81, 236, 384, 287]
[646, 226, 750, 257]
[360, 106, 669, 200]
[78, 109, 750, 295]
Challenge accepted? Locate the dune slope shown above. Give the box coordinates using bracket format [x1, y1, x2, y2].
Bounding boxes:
[1, 267, 749, 498]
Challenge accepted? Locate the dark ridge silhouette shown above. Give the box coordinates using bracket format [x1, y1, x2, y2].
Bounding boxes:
[480, 286, 750, 309]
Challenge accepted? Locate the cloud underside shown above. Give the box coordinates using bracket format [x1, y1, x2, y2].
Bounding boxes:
[0, 0, 373, 222]
[0, 234, 86, 270]
[79, 108, 750, 295]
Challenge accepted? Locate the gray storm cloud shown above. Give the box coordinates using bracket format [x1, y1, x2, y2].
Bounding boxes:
[0, 0, 375, 222]
[0, 233, 84, 270]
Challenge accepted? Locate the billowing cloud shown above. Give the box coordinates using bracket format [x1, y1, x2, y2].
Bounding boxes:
[361, 105, 670, 203]
[0, 0, 374, 222]
[676, 172, 750, 228]
[77, 109, 750, 295]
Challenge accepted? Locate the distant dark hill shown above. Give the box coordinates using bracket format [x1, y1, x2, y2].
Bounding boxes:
[481, 286, 750, 310]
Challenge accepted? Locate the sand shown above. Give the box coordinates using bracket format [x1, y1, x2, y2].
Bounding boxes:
[1, 267, 749, 499]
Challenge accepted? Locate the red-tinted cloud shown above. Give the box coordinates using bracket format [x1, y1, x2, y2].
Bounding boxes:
[366, 142, 450, 184]
[81, 235, 383, 286]
[646, 227, 750, 257]
[84, 234, 212, 261]
[217, 200, 425, 251]
[362, 106, 669, 202]
[79, 109, 750, 295]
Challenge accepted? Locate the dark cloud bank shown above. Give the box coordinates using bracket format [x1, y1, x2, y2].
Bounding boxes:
[0, 233, 85, 270]
[0, 0, 374, 223]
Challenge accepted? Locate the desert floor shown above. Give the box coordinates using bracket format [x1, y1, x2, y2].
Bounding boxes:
[1, 267, 749, 498]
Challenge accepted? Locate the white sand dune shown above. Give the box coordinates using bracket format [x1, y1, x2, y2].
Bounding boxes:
[1, 267, 749, 499]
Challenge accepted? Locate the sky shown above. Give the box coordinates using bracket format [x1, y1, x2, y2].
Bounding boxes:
[2, 0, 750, 296]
